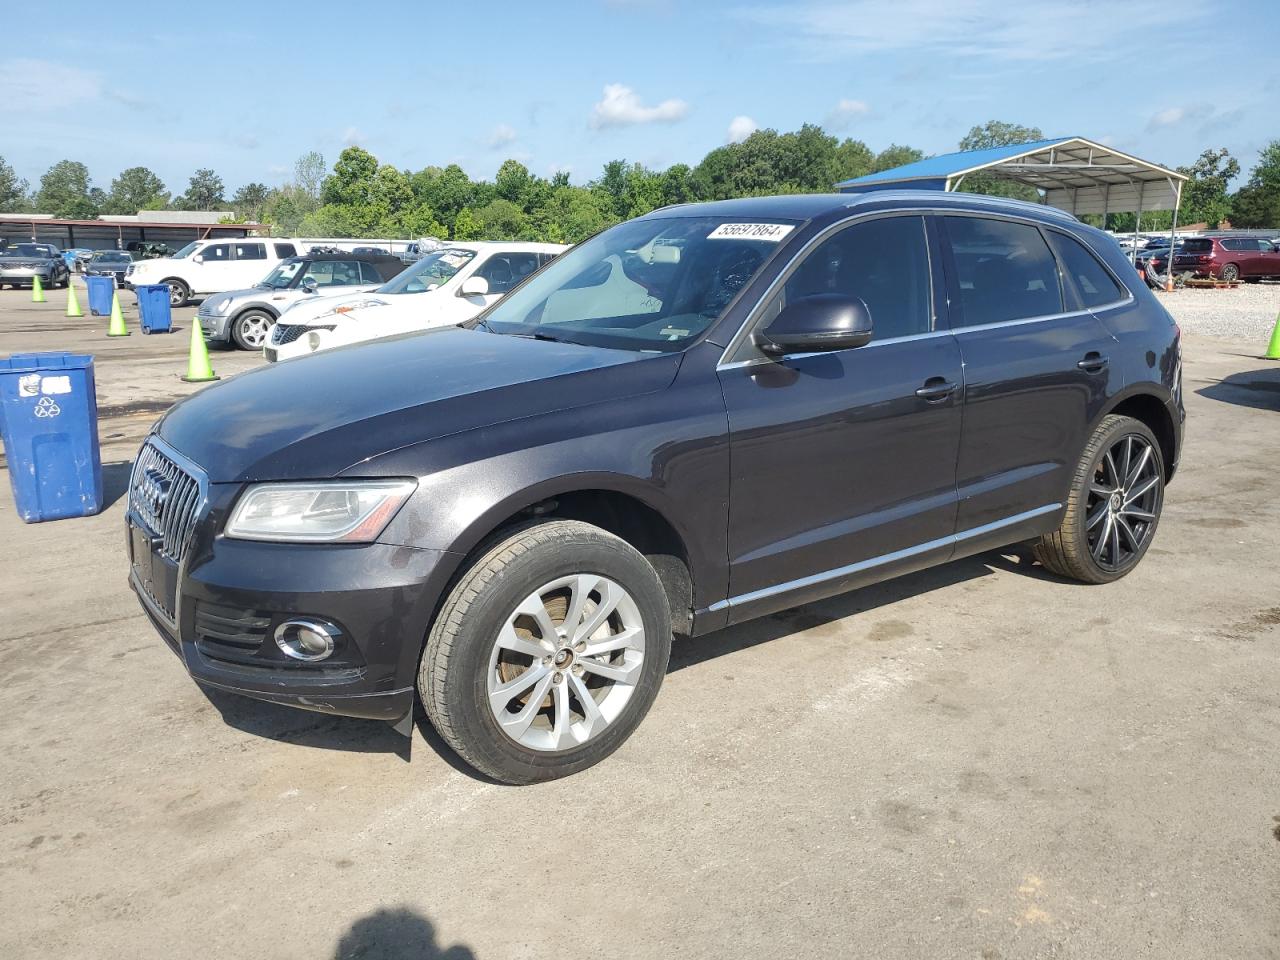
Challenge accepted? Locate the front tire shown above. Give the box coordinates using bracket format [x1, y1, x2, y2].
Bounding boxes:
[231, 309, 275, 350]
[421, 520, 672, 784]
[1034, 415, 1165, 584]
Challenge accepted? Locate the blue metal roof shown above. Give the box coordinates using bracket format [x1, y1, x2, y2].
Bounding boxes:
[836, 137, 1076, 189]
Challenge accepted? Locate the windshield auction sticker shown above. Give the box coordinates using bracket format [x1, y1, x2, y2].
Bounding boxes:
[707, 223, 795, 241]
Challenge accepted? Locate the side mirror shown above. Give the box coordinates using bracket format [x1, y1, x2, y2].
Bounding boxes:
[300, 277, 318, 294]
[752, 294, 873, 357]
[193, 254, 204, 264]
[459, 276, 489, 297]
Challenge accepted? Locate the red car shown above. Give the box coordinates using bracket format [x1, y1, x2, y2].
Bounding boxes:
[1154, 236, 1280, 282]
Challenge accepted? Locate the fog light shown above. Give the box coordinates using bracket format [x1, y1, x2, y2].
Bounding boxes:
[275, 619, 339, 661]
[307, 331, 322, 352]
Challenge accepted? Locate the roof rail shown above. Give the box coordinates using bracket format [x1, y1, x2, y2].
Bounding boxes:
[845, 189, 1081, 223]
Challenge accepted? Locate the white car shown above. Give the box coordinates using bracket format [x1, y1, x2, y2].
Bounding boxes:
[265, 241, 567, 362]
[124, 237, 303, 307]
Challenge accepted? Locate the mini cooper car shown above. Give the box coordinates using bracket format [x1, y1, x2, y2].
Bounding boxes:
[127, 191, 1183, 784]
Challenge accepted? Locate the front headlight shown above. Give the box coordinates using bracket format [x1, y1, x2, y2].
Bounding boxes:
[225, 480, 417, 543]
[216, 298, 233, 315]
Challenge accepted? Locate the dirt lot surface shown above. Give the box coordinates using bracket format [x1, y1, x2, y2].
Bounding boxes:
[1, 285, 1279, 959]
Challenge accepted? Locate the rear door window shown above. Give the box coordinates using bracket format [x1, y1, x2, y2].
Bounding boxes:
[234, 243, 266, 261]
[943, 217, 1063, 326]
[1048, 232, 1126, 310]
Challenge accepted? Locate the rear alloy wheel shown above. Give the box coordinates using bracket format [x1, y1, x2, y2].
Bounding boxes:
[1220, 263, 1240, 282]
[421, 520, 672, 784]
[231, 310, 274, 350]
[166, 279, 190, 307]
[1034, 415, 1164, 584]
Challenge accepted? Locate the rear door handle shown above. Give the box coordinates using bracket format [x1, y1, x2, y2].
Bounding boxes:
[915, 377, 958, 402]
[1077, 353, 1109, 373]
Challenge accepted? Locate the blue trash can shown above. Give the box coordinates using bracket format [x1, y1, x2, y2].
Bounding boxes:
[0, 352, 103, 522]
[84, 275, 115, 316]
[135, 284, 173, 334]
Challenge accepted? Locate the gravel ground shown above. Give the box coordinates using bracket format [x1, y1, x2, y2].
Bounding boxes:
[1156, 279, 1280, 343]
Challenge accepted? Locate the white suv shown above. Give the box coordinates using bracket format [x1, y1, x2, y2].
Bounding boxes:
[124, 238, 303, 307]
[266, 241, 566, 362]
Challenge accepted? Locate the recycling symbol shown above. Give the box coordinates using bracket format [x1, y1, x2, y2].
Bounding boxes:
[34, 397, 61, 419]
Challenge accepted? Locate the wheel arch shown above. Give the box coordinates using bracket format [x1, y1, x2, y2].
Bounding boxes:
[231, 303, 281, 324]
[1100, 389, 1178, 481]
[446, 479, 697, 638]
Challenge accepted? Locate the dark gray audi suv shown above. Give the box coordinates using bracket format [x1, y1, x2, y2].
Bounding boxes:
[126, 190, 1183, 783]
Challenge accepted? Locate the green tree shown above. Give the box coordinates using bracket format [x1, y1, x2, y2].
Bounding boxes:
[231, 182, 270, 222]
[494, 159, 534, 207]
[175, 168, 226, 210]
[832, 138, 875, 184]
[474, 198, 528, 238]
[1176, 148, 1239, 228]
[0, 155, 31, 213]
[321, 147, 379, 207]
[35, 160, 98, 218]
[1230, 140, 1280, 228]
[105, 166, 169, 214]
[453, 207, 482, 240]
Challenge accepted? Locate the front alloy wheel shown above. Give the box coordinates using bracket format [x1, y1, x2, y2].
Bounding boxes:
[487, 574, 646, 752]
[421, 520, 672, 784]
[232, 310, 274, 350]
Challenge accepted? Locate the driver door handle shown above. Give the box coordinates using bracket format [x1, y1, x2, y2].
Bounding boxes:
[1077, 352, 1109, 373]
[915, 377, 958, 402]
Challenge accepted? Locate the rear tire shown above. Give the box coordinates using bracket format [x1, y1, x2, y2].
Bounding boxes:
[421, 520, 672, 784]
[165, 279, 190, 307]
[1033, 415, 1164, 584]
[1220, 263, 1240, 282]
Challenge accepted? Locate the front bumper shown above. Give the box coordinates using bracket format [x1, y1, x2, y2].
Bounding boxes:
[196, 310, 232, 341]
[127, 492, 458, 724]
[0, 267, 53, 282]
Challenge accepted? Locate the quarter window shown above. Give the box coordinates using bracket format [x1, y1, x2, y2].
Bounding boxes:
[274, 243, 297, 258]
[1048, 232, 1125, 309]
[780, 215, 932, 341]
[944, 217, 1063, 326]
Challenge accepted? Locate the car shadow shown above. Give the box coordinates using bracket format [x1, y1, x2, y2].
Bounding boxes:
[333, 907, 476, 960]
[1195, 367, 1280, 411]
[101, 460, 133, 510]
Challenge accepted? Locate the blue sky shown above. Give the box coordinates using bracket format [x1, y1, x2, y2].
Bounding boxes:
[4, 0, 1278, 197]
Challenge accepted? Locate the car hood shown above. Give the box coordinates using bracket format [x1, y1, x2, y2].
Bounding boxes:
[281, 290, 424, 326]
[158, 326, 680, 482]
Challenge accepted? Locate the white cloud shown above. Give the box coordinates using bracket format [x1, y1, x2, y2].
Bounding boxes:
[0, 58, 102, 109]
[827, 98, 870, 128]
[1148, 106, 1187, 129]
[590, 84, 689, 129]
[341, 127, 365, 145]
[486, 124, 517, 149]
[726, 115, 758, 143]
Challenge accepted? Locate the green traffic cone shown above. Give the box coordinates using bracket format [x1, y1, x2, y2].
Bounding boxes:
[65, 280, 84, 318]
[181, 318, 219, 383]
[31, 274, 45, 303]
[107, 291, 130, 336]
[1265, 312, 1280, 361]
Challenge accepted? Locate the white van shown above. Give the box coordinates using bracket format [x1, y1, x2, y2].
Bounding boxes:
[124, 237, 303, 307]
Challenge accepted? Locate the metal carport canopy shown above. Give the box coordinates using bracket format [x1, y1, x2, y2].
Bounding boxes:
[834, 137, 1187, 217]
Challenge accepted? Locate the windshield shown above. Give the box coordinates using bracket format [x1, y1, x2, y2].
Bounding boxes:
[5, 243, 52, 258]
[260, 260, 304, 289]
[478, 216, 790, 351]
[171, 241, 200, 259]
[378, 249, 475, 294]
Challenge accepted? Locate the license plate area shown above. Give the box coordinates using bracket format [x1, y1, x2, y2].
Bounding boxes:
[130, 520, 179, 622]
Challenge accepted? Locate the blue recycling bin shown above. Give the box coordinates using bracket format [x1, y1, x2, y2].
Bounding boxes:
[134, 284, 173, 334]
[84, 275, 115, 316]
[0, 352, 102, 522]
